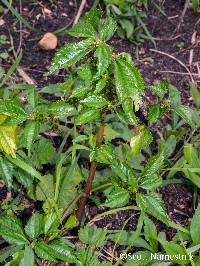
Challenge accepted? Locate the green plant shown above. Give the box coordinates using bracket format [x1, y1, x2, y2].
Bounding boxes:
[191, 0, 199, 11]
[0, 8, 200, 265]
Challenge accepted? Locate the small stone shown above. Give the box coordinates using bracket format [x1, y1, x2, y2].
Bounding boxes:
[38, 32, 58, 50]
[0, 19, 5, 26]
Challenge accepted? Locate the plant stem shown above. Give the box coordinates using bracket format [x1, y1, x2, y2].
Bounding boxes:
[76, 123, 105, 224]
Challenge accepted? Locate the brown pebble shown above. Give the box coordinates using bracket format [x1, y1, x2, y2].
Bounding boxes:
[38, 32, 58, 50]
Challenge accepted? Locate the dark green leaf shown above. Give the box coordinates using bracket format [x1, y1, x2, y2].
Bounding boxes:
[39, 101, 77, 116]
[0, 100, 26, 125]
[23, 122, 40, 155]
[174, 105, 197, 127]
[140, 174, 162, 190]
[100, 17, 117, 41]
[80, 95, 108, 109]
[144, 216, 158, 251]
[190, 82, 200, 108]
[114, 58, 144, 109]
[95, 43, 112, 77]
[122, 98, 138, 125]
[148, 104, 160, 125]
[75, 109, 100, 125]
[34, 241, 56, 262]
[136, 193, 168, 225]
[90, 144, 114, 164]
[142, 152, 164, 178]
[68, 8, 100, 37]
[0, 215, 27, 245]
[0, 157, 14, 188]
[49, 39, 93, 74]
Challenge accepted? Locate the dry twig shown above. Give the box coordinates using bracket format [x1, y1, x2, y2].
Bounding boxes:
[73, 0, 87, 26]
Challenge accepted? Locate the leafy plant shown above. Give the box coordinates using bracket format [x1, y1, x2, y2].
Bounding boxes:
[0, 7, 200, 265]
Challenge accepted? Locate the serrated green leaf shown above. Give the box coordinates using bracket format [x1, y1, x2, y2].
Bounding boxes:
[23, 122, 40, 155]
[48, 240, 78, 263]
[70, 85, 92, 99]
[100, 17, 117, 41]
[190, 204, 200, 245]
[144, 216, 158, 251]
[34, 241, 56, 262]
[0, 99, 26, 125]
[122, 98, 138, 125]
[90, 144, 114, 164]
[94, 78, 107, 94]
[38, 101, 77, 116]
[79, 226, 107, 247]
[19, 245, 34, 266]
[142, 152, 164, 178]
[0, 157, 14, 188]
[148, 104, 161, 125]
[0, 215, 27, 245]
[158, 239, 189, 265]
[0, 125, 18, 158]
[136, 193, 168, 225]
[105, 187, 130, 208]
[68, 8, 100, 37]
[36, 174, 54, 201]
[25, 212, 44, 240]
[114, 58, 144, 109]
[140, 174, 162, 190]
[95, 43, 112, 77]
[80, 95, 108, 109]
[49, 39, 94, 74]
[75, 109, 100, 125]
[44, 213, 60, 236]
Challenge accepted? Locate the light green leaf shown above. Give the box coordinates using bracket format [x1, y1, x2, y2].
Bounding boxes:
[174, 105, 197, 127]
[68, 8, 100, 37]
[104, 124, 119, 142]
[0, 215, 27, 245]
[149, 81, 168, 99]
[79, 226, 107, 247]
[80, 95, 108, 109]
[0, 125, 18, 158]
[144, 216, 158, 251]
[70, 85, 92, 99]
[49, 39, 94, 74]
[75, 109, 100, 125]
[36, 174, 54, 201]
[100, 17, 117, 41]
[25, 212, 44, 240]
[94, 78, 107, 94]
[184, 143, 200, 168]
[190, 204, 200, 245]
[105, 187, 130, 208]
[90, 144, 114, 164]
[136, 193, 168, 225]
[114, 58, 144, 109]
[95, 43, 112, 77]
[122, 98, 138, 125]
[34, 241, 56, 262]
[19, 245, 35, 266]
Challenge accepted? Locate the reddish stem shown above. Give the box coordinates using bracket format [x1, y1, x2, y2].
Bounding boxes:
[76, 123, 105, 224]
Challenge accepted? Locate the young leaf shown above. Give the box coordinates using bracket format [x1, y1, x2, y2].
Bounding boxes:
[100, 17, 117, 41]
[39, 101, 77, 116]
[105, 187, 130, 208]
[114, 58, 144, 109]
[25, 212, 44, 240]
[190, 203, 200, 245]
[80, 95, 108, 109]
[149, 81, 168, 99]
[122, 98, 138, 125]
[136, 193, 168, 225]
[78, 226, 107, 247]
[148, 104, 161, 125]
[68, 8, 100, 37]
[174, 105, 197, 127]
[49, 38, 94, 74]
[75, 109, 100, 125]
[19, 245, 35, 266]
[95, 43, 112, 77]
[0, 215, 27, 245]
